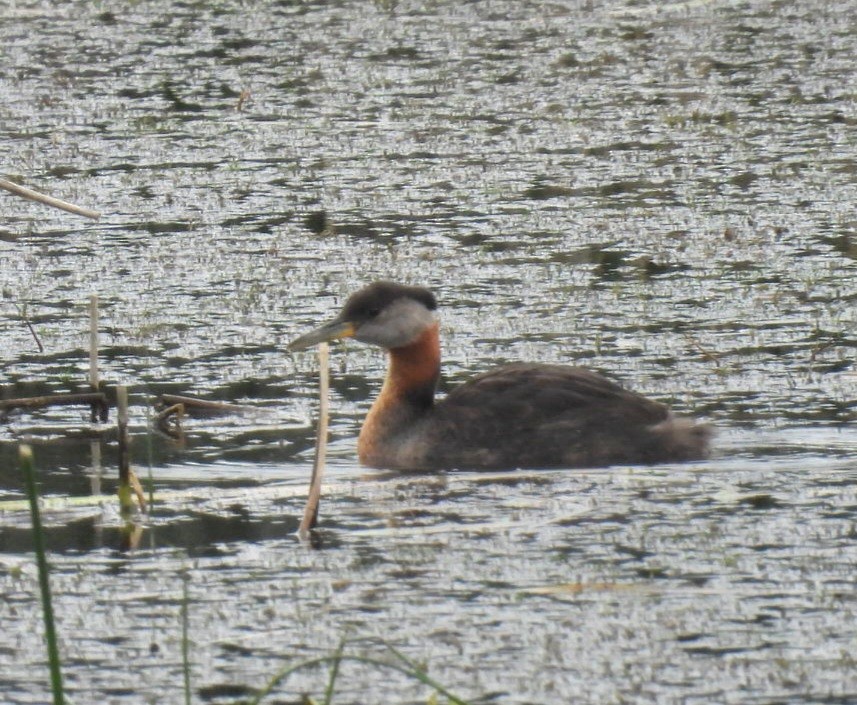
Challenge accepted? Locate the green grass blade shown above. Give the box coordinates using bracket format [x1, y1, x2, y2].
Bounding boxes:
[20, 445, 65, 705]
[249, 656, 330, 705]
[382, 642, 470, 705]
[248, 652, 470, 705]
[322, 638, 347, 705]
[144, 398, 155, 511]
[182, 570, 191, 705]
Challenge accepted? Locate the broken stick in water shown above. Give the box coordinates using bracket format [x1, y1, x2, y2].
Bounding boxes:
[0, 392, 109, 416]
[0, 176, 100, 220]
[156, 394, 257, 415]
[298, 342, 330, 538]
[152, 394, 257, 438]
[152, 402, 185, 439]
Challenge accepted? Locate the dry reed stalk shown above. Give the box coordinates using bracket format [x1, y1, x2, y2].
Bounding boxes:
[0, 176, 100, 219]
[114, 386, 146, 512]
[128, 469, 147, 513]
[89, 439, 102, 495]
[88, 295, 109, 422]
[298, 342, 330, 537]
[89, 295, 99, 389]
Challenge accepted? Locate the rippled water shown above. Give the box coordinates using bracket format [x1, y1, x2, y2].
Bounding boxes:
[1, 0, 855, 703]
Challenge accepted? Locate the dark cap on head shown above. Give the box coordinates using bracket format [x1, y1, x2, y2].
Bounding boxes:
[341, 281, 437, 324]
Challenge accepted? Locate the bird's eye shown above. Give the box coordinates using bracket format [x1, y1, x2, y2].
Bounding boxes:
[367, 307, 381, 318]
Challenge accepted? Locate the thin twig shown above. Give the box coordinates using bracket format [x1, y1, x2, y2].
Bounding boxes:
[0, 176, 100, 219]
[12, 301, 44, 353]
[24, 317, 45, 353]
[682, 333, 722, 367]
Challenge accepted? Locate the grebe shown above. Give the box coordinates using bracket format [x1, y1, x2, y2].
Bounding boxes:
[289, 281, 711, 471]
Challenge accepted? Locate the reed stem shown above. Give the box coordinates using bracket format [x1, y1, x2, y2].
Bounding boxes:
[88, 295, 108, 422]
[89, 295, 99, 390]
[116, 386, 134, 516]
[299, 342, 330, 537]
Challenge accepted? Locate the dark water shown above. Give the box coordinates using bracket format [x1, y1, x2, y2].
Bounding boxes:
[1, 0, 855, 703]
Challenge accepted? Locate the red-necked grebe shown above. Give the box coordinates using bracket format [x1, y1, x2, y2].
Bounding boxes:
[289, 281, 711, 471]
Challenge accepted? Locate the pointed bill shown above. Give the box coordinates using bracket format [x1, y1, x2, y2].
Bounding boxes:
[289, 319, 356, 351]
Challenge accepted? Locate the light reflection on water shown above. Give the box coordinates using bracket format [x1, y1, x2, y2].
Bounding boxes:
[1, 0, 856, 702]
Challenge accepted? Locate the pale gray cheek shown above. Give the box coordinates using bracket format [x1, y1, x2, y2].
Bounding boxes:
[354, 323, 380, 346]
[355, 320, 400, 347]
[356, 317, 421, 348]
[353, 301, 435, 348]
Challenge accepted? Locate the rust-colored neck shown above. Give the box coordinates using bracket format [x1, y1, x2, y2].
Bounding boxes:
[358, 323, 440, 466]
[385, 322, 441, 407]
